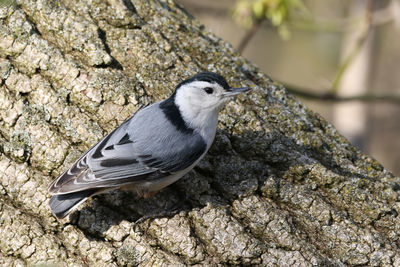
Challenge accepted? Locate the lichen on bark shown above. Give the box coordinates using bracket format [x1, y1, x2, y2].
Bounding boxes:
[0, 0, 400, 266]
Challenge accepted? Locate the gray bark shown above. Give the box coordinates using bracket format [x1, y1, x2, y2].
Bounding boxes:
[0, 0, 399, 266]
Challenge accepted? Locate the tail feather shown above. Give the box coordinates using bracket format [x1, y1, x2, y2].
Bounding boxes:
[49, 189, 97, 219]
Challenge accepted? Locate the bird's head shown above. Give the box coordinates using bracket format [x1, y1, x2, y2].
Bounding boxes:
[159, 72, 250, 139]
[174, 72, 251, 112]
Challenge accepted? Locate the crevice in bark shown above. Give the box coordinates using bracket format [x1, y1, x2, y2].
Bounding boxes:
[122, 0, 138, 14]
[96, 28, 123, 70]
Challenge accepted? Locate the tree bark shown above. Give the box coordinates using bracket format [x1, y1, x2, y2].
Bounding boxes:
[0, 0, 399, 266]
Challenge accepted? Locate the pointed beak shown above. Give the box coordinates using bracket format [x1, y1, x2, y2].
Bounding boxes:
[223, 87, 251, 97]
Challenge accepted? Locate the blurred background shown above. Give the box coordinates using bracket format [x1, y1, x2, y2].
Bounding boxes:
[177, 0, 400, 176]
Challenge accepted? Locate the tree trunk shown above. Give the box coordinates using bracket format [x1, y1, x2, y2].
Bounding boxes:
[0, 0, 399, 266]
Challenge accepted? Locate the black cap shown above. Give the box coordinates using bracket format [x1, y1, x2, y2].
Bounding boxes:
[176, 72, 230, 90]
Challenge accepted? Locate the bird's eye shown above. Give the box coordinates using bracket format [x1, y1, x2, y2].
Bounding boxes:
[204, 87, 214, 94]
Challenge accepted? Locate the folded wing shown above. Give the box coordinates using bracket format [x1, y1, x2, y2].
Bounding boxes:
[48, 104, 207, 195]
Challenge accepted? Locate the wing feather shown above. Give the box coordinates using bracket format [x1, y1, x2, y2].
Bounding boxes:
[49, 103, 207, 195]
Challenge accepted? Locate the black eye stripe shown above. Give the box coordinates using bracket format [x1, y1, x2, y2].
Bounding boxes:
[204, 87, 213, 94]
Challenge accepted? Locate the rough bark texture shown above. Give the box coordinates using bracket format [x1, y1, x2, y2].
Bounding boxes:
[0, 0, 399, 266]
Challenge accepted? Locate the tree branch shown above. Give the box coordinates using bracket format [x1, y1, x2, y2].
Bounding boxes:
[237, 19, 262, 53]
[331, 0, 375, 93]
[285, 83, 400, 103]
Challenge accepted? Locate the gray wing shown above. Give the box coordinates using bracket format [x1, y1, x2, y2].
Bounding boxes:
[48, 103, 207, 194]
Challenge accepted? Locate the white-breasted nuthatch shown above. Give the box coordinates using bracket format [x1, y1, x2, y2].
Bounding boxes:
[48, 72, 251, 218]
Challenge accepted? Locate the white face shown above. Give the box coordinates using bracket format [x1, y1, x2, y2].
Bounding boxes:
[173, 81, 232, 143]
[173, 79, 250, 141]
[175, 81, 230, 112]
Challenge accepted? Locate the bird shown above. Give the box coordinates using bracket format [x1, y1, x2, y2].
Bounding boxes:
[48, 72, 251, 219]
